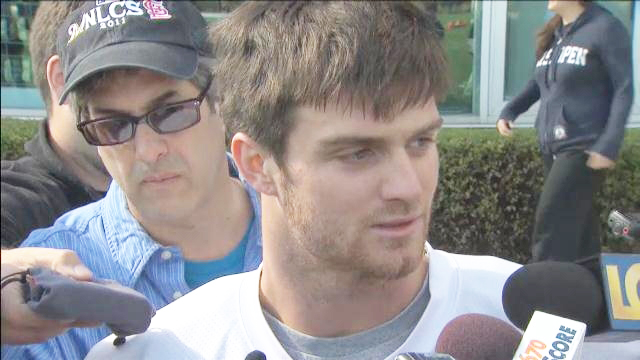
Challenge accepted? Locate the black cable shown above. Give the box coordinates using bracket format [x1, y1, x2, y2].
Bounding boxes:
[0, 270, 29, 290]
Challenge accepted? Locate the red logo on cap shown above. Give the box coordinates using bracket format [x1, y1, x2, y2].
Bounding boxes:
[143, 0, 171, 20]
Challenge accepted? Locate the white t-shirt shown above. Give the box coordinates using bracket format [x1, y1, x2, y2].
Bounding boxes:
[86, 250, 521, 360]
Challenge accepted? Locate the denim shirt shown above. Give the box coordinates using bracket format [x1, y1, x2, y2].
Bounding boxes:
[1, 155, 262, 360]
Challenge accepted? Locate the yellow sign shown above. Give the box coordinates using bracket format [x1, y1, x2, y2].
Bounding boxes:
[601, 253, 640, 330]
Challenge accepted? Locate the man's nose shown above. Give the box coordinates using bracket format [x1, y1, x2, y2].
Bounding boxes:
[133, 124, 168, 164]
[380, 152, 423, 202]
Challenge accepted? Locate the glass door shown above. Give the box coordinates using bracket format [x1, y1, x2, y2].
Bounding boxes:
[434, 0, 482, 115]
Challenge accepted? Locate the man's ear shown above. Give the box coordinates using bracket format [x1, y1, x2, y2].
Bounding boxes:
[230, 133, 278, 196]
[46, 55, 65, 105]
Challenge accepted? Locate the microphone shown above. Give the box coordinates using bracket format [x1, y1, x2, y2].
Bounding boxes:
[24, 267, 155, 341]
[394, 354, 454, 360]
[512, 310, 586, 360]
[502, 261, 607, 335]
[608, 210, 639, 241]
[434, 313, 521, 360]
[245, 350, 266, 360]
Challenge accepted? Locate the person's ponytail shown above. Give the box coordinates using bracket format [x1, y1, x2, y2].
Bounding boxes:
[535, 1, 592, 60]
[535, 15, 562, 60]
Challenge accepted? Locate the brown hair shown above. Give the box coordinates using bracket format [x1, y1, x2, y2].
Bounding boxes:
[68, 56, 217, 124]
[211, 1, 449, 165]
[535, 1, 591, 60]
[29, 1, 85, 114]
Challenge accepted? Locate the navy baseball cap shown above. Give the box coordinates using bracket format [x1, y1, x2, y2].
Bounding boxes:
[57, 0, 210, 104]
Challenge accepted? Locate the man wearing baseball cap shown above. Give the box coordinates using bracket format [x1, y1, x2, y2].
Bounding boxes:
[2, 1, 262, 359]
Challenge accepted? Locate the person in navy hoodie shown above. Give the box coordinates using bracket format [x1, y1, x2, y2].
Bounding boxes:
[496, 0, 633, 263]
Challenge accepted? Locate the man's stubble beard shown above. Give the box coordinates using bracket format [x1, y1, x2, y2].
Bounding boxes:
[279, 179, 430, 282]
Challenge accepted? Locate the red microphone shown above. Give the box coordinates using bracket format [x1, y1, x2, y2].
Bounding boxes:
[435, 313, 521, 360]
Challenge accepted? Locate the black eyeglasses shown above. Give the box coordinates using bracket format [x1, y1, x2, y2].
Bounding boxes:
[77, 77, 213, 146]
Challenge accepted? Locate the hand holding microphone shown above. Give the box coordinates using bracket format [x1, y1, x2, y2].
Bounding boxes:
[1, 247, 96, 345]
[22, 267, 155, 344]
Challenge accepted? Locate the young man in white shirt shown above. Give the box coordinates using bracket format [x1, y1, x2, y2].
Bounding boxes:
[87, 2, 521, 359]
[2, 2, 262, 359]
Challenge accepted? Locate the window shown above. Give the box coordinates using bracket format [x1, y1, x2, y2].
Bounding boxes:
[1, 1, 38, 88]
[435, 0, 482, 114]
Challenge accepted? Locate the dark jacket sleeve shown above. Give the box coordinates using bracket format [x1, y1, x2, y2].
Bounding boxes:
[1, 159, 72, 248]
[498, 78, 541, 122]
[588, 19, 634, 160]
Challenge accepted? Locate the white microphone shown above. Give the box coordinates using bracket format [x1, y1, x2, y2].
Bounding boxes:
[512, 311, 586, 360]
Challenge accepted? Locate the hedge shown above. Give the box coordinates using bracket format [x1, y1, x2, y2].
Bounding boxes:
[1, 118, 638, 261]
[432, 128, 639, 263]
[1, 118, 40, 161]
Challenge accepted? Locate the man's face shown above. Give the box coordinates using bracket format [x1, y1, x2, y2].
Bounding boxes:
[86, 70, 226, 225]
[274, 98, 441, 280]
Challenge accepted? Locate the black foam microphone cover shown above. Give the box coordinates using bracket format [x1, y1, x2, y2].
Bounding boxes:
[502, 261, 606, 335]
[245, 350, 267, 360]
[435, 313, 521, 360]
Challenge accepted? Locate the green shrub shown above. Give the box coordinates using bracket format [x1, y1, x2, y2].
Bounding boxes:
[1, 117, 638, 261]
[1, 117, 40, 160]
[432, 128, 640, 263]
